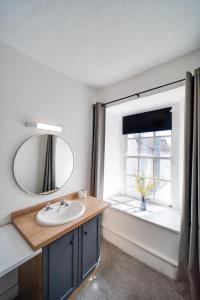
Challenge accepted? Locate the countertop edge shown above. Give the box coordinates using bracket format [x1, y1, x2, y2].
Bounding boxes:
[12, 196, 110, 251]
[12, 205, 108, 250]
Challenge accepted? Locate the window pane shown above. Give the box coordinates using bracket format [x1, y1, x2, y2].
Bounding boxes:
[155, 130, 171, 136]
[154, 137, 171, 157]
[139, 158, 153, 177]
[140, 132, 154, 137]
[127, 133, 139, 138]
[125, 130, 172, 205]
[127, 139, 138, 156]
[155, 159, 171, 180]
[125, 176, 140, 197]
[155, 181, 171, 204]
[126, 158, 138, 175]
[140, 138, 154, 157]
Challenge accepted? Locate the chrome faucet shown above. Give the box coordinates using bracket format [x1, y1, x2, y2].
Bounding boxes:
[45, 203, 53, 211]
[57, 199, 69, 212]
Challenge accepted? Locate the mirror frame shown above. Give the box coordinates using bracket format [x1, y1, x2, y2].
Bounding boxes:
[13, 134, 74, 196]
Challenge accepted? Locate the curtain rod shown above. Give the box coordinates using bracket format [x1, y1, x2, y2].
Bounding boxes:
[101, 78, 185, 107]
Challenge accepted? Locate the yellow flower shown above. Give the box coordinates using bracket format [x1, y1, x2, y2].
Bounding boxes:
[134, 172, 155, 197]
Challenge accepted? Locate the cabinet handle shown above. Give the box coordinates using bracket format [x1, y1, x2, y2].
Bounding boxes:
[84, 231, 88, 235]
[70, 240, 74, 244]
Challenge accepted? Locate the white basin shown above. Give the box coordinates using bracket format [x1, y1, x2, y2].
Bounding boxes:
[36, 201, 85, 226]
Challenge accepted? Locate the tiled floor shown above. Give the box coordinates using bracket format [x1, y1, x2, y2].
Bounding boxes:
[77, 239, 184, 300]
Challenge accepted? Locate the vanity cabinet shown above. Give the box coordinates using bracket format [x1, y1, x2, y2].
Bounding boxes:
[43, 214, 102, 300]
[43, 229, 79, 300]
[79, 214, 101, 282]
[15, 194, 109, 300]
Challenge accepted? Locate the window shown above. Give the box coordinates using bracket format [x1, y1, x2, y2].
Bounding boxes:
[125, 130, 172, 206]
[104, 87, 184, 211]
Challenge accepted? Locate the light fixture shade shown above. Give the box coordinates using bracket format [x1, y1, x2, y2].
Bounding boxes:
[25, 122, 62, 132]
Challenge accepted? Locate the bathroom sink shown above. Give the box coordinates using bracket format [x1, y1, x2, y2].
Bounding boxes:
[36, 200, 85, 226]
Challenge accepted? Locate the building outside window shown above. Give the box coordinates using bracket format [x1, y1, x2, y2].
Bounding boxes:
[125, 130, 172, 206]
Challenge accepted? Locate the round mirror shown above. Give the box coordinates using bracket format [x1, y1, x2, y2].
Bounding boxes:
[13, 134, 74, 195]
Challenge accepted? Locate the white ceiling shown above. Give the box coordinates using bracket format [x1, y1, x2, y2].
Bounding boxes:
[0, 1, 200, 87]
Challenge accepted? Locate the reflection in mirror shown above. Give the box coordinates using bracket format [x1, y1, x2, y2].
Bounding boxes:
[13, 135, 74, 195]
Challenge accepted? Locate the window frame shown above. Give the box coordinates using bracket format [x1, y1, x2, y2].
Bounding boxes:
[125, 131, 172, 206]
[123, 105, 180, 209]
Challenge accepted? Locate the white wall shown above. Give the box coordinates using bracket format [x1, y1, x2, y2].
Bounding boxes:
[102, 208, 179, 279]
[99, 49, 200, 279]
[0, 41, 95, 226]
[97, 49, 200, 101]
[103, 113, 125, 198]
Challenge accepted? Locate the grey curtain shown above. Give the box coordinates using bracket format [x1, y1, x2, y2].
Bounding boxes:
[90, 102, 105, 198]
[177, 68, 200, 300]
[43, 135, 56, 192]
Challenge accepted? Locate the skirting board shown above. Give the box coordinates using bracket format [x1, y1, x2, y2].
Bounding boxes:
[102, 225, 178, 280]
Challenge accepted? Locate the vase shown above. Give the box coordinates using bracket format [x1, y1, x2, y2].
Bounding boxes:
[140, 196, 146, 211]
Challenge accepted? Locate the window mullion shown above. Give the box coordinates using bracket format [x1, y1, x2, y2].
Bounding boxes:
[125, 131, 172, 205]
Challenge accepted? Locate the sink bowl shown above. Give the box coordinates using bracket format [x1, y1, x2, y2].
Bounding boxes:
[36, 201, 85, 226]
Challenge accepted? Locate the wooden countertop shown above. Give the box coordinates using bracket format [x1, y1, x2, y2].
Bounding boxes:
[12, 194, 109, 251]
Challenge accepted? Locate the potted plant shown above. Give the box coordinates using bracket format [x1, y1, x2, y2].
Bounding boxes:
[134, 172, 155, 211]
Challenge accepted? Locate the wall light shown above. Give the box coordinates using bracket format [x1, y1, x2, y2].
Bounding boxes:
[25, 122, 62, 132]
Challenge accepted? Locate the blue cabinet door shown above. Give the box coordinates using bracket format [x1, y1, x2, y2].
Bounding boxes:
[43, 214, 102, 299]
[43, 229, 78, 300]
[79, 214, 102, 281]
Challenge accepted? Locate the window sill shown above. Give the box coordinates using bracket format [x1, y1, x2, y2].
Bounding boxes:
[105, 195, 181, 234]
